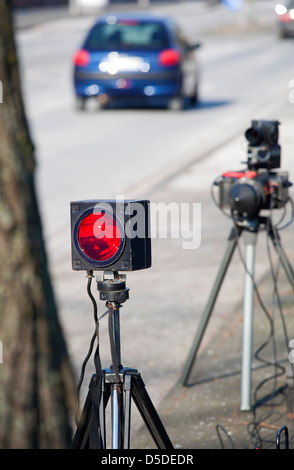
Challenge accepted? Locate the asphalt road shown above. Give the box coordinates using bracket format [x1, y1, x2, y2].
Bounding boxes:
[14, 0, 294, 444]
[16, 1, 294, 236]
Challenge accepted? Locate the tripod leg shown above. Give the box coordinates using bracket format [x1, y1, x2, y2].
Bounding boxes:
[269, 229, 294, 291]
[240, 230, 257, 411]
[97, 373, 109, 449]
[179, 228, 239, 386]
[72, 386, 93, 449]
[72, 373, 111, 449]
[131, 374, 173, 449]
[123, 374, 132, 449]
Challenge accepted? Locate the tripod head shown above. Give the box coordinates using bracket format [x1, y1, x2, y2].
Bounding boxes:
[96, 271, 129, 304]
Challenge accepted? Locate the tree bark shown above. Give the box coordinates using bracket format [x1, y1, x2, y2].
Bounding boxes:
[0, 0, 77, 448]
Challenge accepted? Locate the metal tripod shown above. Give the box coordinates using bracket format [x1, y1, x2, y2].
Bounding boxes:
[179, 215, 294, 411]
[72, 273, 173, 449]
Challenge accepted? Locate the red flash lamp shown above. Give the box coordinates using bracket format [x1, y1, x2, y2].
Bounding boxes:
[71, 200, 151, 271]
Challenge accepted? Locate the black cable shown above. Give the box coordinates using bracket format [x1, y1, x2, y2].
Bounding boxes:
[75, 274, 111, 427]
[266, 210, 290, 353]
[76, 275, 116, 397]
[74, 274, 123, 448]
[211, 179, 279, 447]
[269, 203, 294, 378]
[243, 199, 292, 448]
[216, 424, 235, 449]
[76, 275, 98, 399]
[87, 272, 98, 324]
[276, 196, 294, 231]
[235, 222, 282, 447]
[210, 179, 233, 221]
[237, 226, 284, 448]
[224, 197, 293, 447]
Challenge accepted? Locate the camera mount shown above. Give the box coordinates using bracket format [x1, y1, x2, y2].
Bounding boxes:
[97, 271, 129, 304]
[72, 271, 173, 449]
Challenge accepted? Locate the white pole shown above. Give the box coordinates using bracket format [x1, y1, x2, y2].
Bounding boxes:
[240, 230, 256, 411]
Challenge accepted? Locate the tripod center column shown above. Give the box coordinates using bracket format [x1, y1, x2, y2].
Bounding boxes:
[240, 229, 257, 411]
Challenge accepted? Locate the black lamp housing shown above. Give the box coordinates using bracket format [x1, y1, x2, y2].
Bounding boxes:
[70, 199, 151, 272]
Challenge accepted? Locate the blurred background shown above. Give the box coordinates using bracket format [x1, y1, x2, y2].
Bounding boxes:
[12, 0, 294, 448]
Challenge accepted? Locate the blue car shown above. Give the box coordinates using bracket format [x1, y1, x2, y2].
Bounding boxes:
[73, 13, 201, 110]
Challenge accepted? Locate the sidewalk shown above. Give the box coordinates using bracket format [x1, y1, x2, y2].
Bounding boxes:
[12, 4, 69, 29]
[131, 268, 294, 449]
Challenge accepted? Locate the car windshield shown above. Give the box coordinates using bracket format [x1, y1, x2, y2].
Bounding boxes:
[84, 20, 170, 51]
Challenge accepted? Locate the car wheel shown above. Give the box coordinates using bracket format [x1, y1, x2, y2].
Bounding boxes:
[76, 96, 86, 111]
[190, 87, 199, 106]
[167, 96, 184, 111]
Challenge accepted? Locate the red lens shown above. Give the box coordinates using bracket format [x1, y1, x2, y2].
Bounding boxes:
[73, 49, 90, 66]
[158, 49, 180, 67]
[78, 211, 122, 262]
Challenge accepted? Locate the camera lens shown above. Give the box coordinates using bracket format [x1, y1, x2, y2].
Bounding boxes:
[245, 127, 263, 146]
[230, 181, 264, 217]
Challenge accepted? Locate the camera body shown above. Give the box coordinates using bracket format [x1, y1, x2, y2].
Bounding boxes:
[215, 119, 292, 218]
[217, 170, 291, 217]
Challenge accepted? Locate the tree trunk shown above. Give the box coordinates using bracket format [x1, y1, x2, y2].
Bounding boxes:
[0, 0, 77, 448]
